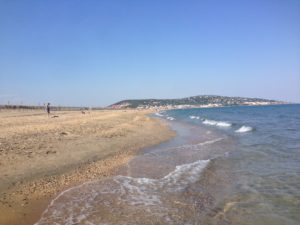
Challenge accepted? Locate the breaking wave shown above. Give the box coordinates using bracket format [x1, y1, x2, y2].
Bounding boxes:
[202, 119, 231, 127]
[155, 112, 164, 117]
[235, 126, 253, 133]
[166, 117, 175, 121]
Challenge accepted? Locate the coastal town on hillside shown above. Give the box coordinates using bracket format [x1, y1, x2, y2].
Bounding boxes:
[110, 95, 286, 110]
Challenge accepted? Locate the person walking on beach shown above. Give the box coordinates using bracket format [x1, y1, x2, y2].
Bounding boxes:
[46, 103, 50, 117]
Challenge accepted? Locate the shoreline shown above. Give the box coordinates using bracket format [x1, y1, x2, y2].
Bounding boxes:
[0, 109, 175, 225]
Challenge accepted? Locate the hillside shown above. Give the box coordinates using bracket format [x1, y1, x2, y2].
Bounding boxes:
[110, 95, 284, 109]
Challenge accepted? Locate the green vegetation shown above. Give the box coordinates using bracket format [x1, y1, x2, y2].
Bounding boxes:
[110, 95, 282, 108]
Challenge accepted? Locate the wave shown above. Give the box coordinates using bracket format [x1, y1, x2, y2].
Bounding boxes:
[116, 159, 210, 195]
[173, 137, 224, 151]
[202, 119, 231, 127]
[35, 160, 210, 225]
[166, 116, 175, 121]
[159, 159, 210, 190]
[155, 112, 164, 117]
[235, 126, 253, 133]
[189, 115, 200, 119]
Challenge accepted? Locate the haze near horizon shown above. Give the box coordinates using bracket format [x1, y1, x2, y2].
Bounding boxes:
[0, 0, 299, 107]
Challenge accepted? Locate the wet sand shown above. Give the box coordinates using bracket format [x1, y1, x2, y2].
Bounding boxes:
[0, 109, 175, 225]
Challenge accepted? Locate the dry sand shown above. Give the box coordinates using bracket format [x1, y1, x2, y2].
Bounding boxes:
[0, 109, 175, 225]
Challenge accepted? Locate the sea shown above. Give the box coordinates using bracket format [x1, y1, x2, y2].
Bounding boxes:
[35, 104, 300, 225]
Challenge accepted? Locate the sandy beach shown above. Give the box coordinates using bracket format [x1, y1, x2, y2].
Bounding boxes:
[0, 109, 175, 225]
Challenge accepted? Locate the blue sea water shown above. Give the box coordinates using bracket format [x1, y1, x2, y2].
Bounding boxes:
[165, 104, 300, 224]
[36, 104, 300, 225]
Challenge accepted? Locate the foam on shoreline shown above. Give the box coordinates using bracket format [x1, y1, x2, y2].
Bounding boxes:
[35, 159, 210, 225]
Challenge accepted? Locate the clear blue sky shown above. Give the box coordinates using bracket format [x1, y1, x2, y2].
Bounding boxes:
[0, 0, 299, 106]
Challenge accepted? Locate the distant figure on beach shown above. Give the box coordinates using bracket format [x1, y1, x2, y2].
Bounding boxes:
[46, 103, 50, 116]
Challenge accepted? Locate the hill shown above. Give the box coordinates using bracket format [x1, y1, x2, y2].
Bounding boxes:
[110, 95, 285, 109]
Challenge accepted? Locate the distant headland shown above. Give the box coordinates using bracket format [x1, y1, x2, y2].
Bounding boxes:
[110, 95, 288, 110]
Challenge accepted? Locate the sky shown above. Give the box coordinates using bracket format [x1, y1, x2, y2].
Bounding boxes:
[0, 0, 299, 106]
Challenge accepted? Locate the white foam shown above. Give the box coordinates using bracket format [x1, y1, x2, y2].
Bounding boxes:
[196, 138, 224, 146]
[108, 160, 210, 219]
[235, 126, 253, 133]
[34, 180, 99, 225]
[189, 116, 200, 120]
[36, 160, 210, 224]
[114, 159, 210, 203]
[161, 159, 210, 190]
[203, 119, 231, 127]
[166, 116, 175, 121]
[155, 112, 164, 117]
[174, 137, 224, 151]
